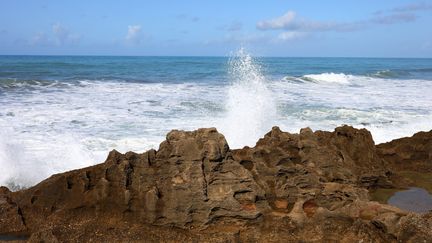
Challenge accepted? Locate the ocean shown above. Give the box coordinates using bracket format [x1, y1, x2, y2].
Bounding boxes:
[1, 49, 432, 189]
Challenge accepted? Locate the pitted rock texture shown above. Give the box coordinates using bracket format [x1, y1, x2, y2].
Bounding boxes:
[0, 126, 431, 242]
[377, 130, 432, 172]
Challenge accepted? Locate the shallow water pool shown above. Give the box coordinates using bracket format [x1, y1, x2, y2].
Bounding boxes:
[388, 187, 432, 213]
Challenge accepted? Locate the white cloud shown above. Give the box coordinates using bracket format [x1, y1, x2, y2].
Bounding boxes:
[125, 25, 142, 44]
[257, 9, 417, 33]
[277, 31, 306, 41]
[257, 11, 359, 32]
[257, 11, 296, 30]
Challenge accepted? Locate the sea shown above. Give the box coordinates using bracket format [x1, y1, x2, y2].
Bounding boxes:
[1, 49, 432, 189]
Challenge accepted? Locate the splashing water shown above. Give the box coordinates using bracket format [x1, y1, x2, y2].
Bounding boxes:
[0, 127, 99, 190]
[218, 48, 276, 148]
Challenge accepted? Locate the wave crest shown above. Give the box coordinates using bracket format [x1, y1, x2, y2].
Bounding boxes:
[302, 72, 352, 84]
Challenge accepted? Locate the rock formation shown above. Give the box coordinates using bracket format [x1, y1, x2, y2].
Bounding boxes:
[377, 130, 432, 172]
[0, 126, 431, 242]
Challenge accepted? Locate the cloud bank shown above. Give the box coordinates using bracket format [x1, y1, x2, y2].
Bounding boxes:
[256, 11, 362, 32]
[257, 8, 419, 33]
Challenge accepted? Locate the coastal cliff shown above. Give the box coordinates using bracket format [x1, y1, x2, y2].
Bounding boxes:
[1, 126, 431, 242]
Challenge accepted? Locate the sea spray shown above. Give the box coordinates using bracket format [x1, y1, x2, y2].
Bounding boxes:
[0, 127, 40, 189]
[218, 48, 276, 148]
[0, 126, 98, 190]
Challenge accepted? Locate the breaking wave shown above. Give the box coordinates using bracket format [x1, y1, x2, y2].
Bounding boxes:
[283, 73, 362, 84]
[302, 72, 352, 84]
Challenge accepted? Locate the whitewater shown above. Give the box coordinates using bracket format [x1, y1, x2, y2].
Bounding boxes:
[1, 51, 432, 189]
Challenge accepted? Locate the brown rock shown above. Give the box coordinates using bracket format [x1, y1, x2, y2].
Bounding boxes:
[377, 130, 432, 172]
[0, 126, 430, 242]
[0, 186, 27, 235]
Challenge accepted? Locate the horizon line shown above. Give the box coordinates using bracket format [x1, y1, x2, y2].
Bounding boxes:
[0, 54, 431, 59]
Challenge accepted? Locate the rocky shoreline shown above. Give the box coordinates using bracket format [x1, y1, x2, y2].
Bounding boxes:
[0, 125, 431, 242]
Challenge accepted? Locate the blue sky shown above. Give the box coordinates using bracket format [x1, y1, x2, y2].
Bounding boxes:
[0, 0, 431, 57]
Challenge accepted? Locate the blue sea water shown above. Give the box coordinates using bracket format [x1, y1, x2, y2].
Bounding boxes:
[1, 55, 432, 85]
[1, 51, 432, 188]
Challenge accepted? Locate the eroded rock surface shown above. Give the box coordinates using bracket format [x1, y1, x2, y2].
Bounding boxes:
[0, 126, 431, 242]
[377, 130, 432, 172]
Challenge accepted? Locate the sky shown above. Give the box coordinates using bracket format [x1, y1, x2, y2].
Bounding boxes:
[0, 0, 431, 57]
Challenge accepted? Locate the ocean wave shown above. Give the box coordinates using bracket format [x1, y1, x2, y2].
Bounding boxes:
[369, 68, 432, 79]
[282, 69, 432, 84]
[282, 72, 355, 84]
[0, 78, 209, 92]
[302, 73, 352, 84]
[0, 78, 75, 90]
[368, 69, 416, 79]
[0, 78, 140, 91]
[370, 70, 400, 78]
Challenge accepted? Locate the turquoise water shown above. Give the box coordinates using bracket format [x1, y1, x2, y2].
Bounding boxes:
[1, 52, 432, 188]
[1, 56, 432, 86]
